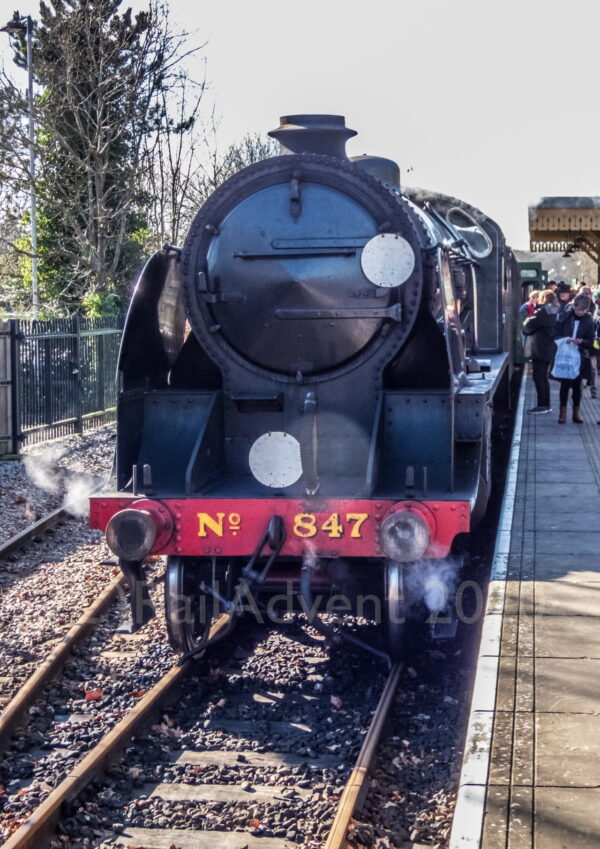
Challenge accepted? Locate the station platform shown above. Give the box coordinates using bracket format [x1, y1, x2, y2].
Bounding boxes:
[450, 372, 600, 849]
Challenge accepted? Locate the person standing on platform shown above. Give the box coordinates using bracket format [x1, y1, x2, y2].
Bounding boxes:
[519, 290, 540, 317]
[555, 294, 595, 423]
[522, 290, 559, 414]
[578, 285, 595, 311]
[556, 281, 574, 317]
[578, 286, 598, 397]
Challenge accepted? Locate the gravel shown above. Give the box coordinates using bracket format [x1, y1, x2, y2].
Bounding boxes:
[0, 527, 113, 693]
[0, 578, 482, 849]
[0, 560, 176, 842]
[0, 424, 115, 544]
[348, 642, 468, 849]
[0, 600, 479, 849]
[46, 616, 390, 849]
[0, 421, 170, 843]
[0, 424, 119, 709]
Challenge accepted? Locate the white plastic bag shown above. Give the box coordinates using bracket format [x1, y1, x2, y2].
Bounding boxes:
[551, 337, 581, 380]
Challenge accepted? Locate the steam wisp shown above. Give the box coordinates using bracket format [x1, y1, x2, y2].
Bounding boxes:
[23, 444, 103, 519]
[23, 445, 66, 494]
[405, 557, 462, 613]
[62, 473, 103, 519]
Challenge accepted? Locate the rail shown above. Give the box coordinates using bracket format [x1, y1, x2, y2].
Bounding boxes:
[1, 614, 232, 849]
[0, 572, 125, 748]
[325, 660, 403, 849]
[0, 476, 105, 560]
[0, 506, 67, 560]
[1, 617, 402, 848]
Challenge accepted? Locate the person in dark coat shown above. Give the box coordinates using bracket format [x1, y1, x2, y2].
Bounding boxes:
[579, 286, 598, 397]
[522, 290, 559, 413]
[556, 281, 574, 317]
[555, 294, 595, 423]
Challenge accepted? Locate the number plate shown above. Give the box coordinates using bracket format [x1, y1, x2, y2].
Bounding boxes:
[90, 497, 470, 559]
[195, 508, 372, 554]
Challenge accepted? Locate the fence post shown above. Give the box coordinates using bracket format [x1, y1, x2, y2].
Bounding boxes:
[97, 329, 105, 412]
[74, 316, 82, 434]
[9, 319, 22, 455]
[44, 336, 52, 425]
[0, 322, 10, 455]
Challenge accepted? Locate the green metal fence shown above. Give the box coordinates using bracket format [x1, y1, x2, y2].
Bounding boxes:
[0, 315, 123, 453]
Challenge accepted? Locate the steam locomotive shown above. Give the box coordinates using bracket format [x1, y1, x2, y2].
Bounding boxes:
[90, 114, 516, 657]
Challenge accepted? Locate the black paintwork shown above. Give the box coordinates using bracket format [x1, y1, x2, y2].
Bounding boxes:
[114, 115, 515, 512]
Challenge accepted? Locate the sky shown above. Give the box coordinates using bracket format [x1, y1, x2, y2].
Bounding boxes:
[1, 0, 598, 249]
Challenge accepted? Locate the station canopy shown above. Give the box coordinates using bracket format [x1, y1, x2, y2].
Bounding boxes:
[529, 197, 600, 263]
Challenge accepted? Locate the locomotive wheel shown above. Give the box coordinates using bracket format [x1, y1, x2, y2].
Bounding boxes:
[165, 556, 232, 654]
[385, 561, 406, 659]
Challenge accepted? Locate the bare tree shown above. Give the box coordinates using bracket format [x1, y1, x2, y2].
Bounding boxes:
[142, 68, 208, 251]
[142, 106, 279, 250]
[190, 118, 279, 207]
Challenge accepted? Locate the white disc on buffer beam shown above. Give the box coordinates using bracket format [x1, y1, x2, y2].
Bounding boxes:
[249, 432, 303, 488]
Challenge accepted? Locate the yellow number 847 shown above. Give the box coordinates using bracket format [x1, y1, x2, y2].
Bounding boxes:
[292, 513, 369, 539]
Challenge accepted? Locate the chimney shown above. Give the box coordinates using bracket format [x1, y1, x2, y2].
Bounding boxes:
[268, 114, 357, 159]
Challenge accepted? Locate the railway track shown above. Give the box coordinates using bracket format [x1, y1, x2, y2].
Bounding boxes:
[0, 555, 172, 748]
[0, 494, 133, 724]
[324, 661, 402, 849]
[0, 507, 68, 561]
[0, 498, 501, 849]
[0, 613, 402, 849]
[0, 571, 124, 748]
[0, 472, 105, 563]
[0, 490, 480, 849]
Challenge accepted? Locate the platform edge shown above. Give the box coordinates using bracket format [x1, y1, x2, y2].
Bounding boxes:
[448, 369, 527, 849]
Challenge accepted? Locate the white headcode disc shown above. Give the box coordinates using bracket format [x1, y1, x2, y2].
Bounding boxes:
[249, 431, 302, 488]
[361, 233, 415, 288]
